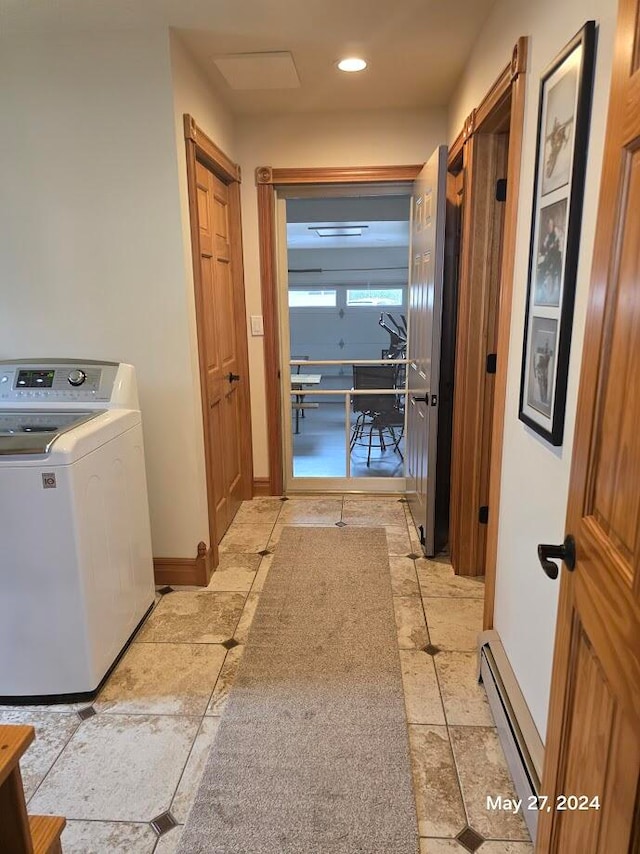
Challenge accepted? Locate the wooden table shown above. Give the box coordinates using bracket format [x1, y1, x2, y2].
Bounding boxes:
[291, 374, 321, 434]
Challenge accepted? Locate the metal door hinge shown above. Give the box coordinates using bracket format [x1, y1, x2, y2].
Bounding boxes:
[479, 506, 489, 524]
[496, 179, 507, 202]
[486, 353, 497, 374]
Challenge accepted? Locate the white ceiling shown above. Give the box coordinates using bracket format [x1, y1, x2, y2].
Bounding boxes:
[286, 195, 410, 248]
[0, 0, 495, 115]
[288, 221, 409, 250]
[213, 52, 301, 90]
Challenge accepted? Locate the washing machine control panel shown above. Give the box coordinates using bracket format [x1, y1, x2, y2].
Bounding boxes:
[0, 362, 120, 403]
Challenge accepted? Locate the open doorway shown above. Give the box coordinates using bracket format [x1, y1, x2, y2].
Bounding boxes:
[277, 190, 412, 492]
[256, 165, 423, 497]
[444, 39, 528, 640]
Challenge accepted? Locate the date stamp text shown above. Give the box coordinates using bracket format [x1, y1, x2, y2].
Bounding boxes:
[487, 795, 601, 814]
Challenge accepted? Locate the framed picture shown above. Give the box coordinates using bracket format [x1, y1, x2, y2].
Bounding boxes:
[519, 22, 596, 445]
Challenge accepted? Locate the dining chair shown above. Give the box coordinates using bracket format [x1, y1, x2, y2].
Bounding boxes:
[350, 364, 404, 466]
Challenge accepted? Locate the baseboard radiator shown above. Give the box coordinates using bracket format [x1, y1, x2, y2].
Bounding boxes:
[477, 630, 544, 842]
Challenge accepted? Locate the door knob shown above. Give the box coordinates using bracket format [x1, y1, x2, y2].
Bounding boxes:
[411, 395, 428, 403]
[537, 535, 576, 579]
[227, 372, 240, 383]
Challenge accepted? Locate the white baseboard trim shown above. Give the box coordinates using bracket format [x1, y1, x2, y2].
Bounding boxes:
[478, 629, 544, 842]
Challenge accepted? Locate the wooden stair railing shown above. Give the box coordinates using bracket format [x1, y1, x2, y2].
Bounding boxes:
[0, 725, 65, 853]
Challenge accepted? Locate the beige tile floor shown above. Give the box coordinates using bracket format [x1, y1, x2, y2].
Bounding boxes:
[1, 495, 532, 854]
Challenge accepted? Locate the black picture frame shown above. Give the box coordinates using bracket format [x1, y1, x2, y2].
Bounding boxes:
[518, 21, 596, 446]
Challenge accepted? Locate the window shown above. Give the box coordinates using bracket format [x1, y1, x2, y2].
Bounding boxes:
[288, 289, 337, 307]
[346, 288, 404, 306]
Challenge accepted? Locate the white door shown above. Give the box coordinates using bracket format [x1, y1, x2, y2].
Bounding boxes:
[406, 146, 447, 555]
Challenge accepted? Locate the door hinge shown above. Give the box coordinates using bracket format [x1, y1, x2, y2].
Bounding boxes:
[479, 506, 489, 524]
[419, 525, 426, 546]
[496, 178, 507, 202]
[486, 353, 497, 374]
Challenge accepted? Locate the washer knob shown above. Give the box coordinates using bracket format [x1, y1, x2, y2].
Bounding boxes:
[68, 369, 86, 387]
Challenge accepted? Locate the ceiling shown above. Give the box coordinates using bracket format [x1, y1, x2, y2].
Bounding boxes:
[288, 221, 409, 250]
[287, 195, 410, 249]
[0, 0, 495, 115]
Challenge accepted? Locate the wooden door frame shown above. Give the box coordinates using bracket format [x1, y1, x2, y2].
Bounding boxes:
[255, 165, 422, 496]
[447, 38, 528, 628]
[184, 114, 254, 573]
[448, 130, 509, 580]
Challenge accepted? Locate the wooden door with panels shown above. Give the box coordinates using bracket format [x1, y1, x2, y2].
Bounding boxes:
[196, 162, 244, 538]
[185, 116, 253, 556]
[537, 0, 640, 849]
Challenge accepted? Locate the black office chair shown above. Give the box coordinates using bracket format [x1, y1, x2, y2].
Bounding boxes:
[350, 365, 404, 467]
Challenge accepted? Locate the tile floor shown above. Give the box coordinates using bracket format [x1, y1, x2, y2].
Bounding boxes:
[1, 495, 532, 854]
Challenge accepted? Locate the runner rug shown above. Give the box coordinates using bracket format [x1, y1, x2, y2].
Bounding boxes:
[178, 525, 419, 854]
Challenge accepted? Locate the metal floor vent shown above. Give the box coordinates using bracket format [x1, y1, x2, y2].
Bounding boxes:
[478, 630, 544, 842]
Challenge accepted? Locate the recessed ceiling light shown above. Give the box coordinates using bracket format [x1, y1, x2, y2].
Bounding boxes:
[312, 226, 367, 237]
[337, 57, 367, 73]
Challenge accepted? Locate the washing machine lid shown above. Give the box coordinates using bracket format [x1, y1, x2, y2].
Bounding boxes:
[0, 410, 103, 456]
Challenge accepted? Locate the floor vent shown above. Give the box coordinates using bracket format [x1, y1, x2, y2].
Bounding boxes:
[478, 630, 544, 842]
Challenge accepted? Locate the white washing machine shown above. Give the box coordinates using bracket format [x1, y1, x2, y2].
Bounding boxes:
[0, 359, 155, 701]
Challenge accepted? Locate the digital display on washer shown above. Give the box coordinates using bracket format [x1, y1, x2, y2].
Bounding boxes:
[15, 370, 55, 389]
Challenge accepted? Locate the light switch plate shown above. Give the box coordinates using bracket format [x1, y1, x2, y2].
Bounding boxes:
[250, 315, 264, 336]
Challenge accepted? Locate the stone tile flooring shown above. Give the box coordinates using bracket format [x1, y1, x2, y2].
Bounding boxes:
[1, 495, 533, 853]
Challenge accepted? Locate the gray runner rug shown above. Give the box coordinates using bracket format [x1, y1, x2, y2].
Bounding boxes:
[178, 526, 419, 854]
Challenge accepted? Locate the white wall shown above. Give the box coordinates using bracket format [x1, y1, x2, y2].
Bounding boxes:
[449, 0, 617, 739]
[168, 31, 239, 550]
[169, 31, 236, 161]
[237, 108, 447, 477]
[288, 246, 409, 287]
[0, 28, 227, 558]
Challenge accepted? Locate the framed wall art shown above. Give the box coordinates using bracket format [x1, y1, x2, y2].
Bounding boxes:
[519, 21, 596, 445]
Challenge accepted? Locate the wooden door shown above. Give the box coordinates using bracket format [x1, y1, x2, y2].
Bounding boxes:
[537, 0, 640, 849]
[196, 160, 244, 539]
[406, 146, 447, 556]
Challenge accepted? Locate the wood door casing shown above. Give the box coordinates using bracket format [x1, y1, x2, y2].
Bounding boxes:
[449, 132, 508, 576]
[537, 0, 640, 849]
[255, 165, 422, 496]
[196, 161, 244, 540]
[446, 40, 527, 604]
